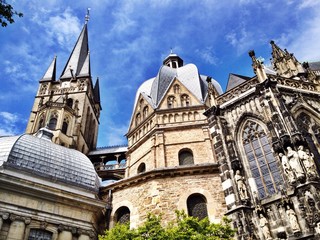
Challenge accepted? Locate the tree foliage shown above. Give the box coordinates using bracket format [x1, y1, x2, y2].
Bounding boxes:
[99, 211, 235, 240]
[0, 0, 23, 27]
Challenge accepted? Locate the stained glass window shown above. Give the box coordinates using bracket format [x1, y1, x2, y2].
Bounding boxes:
[242, 120, 283, 199]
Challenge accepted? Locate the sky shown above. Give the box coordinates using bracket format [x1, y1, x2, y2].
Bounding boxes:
[0, 0, 320, 148]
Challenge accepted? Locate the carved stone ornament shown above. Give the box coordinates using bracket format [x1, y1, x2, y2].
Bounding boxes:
[286, 206, 301, 233]
[234, 170, 249, 200]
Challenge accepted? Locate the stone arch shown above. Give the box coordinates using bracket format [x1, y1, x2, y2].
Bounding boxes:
[187, 193, 208, 220]
[111, 200, 136, 228]
[177, 188, 218, 223]
[48, 111, 58, 130]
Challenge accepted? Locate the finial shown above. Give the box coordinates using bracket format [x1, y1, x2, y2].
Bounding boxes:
[170, 48, 173, 54]
[85, 8, 91, 24]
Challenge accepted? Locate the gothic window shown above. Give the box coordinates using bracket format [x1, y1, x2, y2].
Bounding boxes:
[62, 116, 70, 135]
[143, 106, 149, 119]
[115, 206, 130, 224]
[241, 120, 284, 199]
[139, 99, 144, 110]
[48, 112, 58, 130]
[137, 162, 146, 173]
[179, 149, 194, 165]
[28, 229, 52, 240]
[181, 94, 190, 107]
[167, 96, 175, 108]
[66, 98, 73, 108]
[187, 194, 208, 220]
[174, 84, 180, 94]
[136, 113, 141, 126]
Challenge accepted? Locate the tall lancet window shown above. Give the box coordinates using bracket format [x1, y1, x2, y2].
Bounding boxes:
[241, 119, 283, 199]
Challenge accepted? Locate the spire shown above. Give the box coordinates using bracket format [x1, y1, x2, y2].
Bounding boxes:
[40, 56, 56, 82]
[78, 51, 91, 77]
[60, 23, 90, 79]
[93, 77, 101, 105]
[249, 50, 267, 82]
[270, 40, 305, 78]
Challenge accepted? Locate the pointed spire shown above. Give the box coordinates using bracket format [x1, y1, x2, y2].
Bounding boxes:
[270, 40, 305, 78]
[78, 52, 91, 77]
[40, 56, 56, 82]
[60, 23, 90, 79]
[93, 77, 101, 104]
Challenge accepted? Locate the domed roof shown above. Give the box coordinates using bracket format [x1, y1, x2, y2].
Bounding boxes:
[0, 133, 100, 192]
[133, 62, 223, 110]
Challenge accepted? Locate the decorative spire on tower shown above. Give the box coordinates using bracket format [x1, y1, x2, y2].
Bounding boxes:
[249, 50, 267, 83]
[60, 10, 91, 80]
[270, 40, 305, 78]
[40, 56, 57, 82]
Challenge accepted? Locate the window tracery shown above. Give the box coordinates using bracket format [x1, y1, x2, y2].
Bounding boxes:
[241, 120, 284, 199]
[28, 229, 52, 240]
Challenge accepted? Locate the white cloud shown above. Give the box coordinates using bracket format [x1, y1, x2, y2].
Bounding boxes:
[0, 112, 20, 136]
[196, 47, 218, 65]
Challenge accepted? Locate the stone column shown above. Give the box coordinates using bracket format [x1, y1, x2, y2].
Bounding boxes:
[57, 230, 72, 240]
[7, 220, 26, 240]
[0, 217, 3, 232]
[78, 235, 90, 240]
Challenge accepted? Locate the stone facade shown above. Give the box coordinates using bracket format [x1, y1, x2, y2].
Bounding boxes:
[205, 41, 320, 239]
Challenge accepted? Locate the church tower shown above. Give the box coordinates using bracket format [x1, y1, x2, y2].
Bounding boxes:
[26, 16, 101, 154]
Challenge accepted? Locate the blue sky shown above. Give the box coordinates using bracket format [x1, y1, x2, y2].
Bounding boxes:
[0, 0, 320, 147]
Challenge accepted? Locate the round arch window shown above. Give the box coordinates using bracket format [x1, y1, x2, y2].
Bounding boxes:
[187, 193, 208, 220]
[137, 162, 146, 173]
[115, 206, 130, 224]
[179, 149, 194, 165]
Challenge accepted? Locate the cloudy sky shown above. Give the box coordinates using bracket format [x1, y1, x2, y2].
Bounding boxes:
[0, 0, 320, 147]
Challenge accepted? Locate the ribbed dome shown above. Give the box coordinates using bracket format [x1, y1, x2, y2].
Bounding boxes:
[0, 134, 100, 192]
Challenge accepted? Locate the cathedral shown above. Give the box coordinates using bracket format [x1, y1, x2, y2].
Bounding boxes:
[0, 17, 320, 240]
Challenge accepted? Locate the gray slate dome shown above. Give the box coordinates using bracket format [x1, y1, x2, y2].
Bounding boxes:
[0, 134, 100, 192]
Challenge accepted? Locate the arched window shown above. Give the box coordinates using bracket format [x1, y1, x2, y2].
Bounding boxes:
[167, 96, 175, 108]
[62, 117, 69, 134]
[28, 229, 52, 240]
[137, 163, 146, 173]
[66, 98, 73, 108]
[179, 149, 194, 165]
[139, 99, 144, 110]
[115, 206, 130, 224]
[187, 194, 208, 220]
[174, 84, 180, 94]
[181, 94, 190, 107]
[136, 113, 141, 126]
[143, 106, 149, 119]
[48, 113, 58, 130]
[241, 119, 284, 199]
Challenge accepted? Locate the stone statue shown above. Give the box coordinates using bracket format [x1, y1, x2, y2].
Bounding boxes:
[286, 206, 300, 233]
[279, 152, 295, 183]
[235, 170, 249, 200]
[287, 146, 304, 178]
[315, 222, 320, 235]
[298, 146, 317, 177]
[259, 214, 273, 240]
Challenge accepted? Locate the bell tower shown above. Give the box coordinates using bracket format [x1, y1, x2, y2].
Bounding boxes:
[26, 13, 101, 154]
